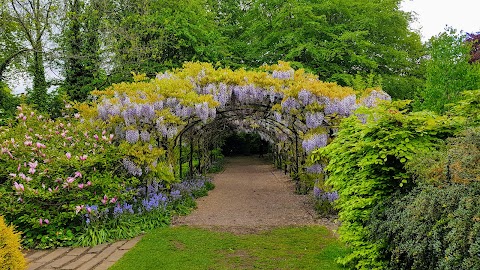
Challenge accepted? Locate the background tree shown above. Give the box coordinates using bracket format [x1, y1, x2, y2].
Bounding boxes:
[60, 0, 105, 102]
[103, 0, 227, 83]
[0, 1, 27, 82]
[224, 0, 425, 99]
[416, 28, 480, 113]
[3, 0, 58, 111]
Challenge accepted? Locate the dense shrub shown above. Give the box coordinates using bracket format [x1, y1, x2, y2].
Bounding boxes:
[370, 183, 480, 270]
[0, 215, 27, 270]
[311, 100, 461, 269]
[0, 105, 134, 248]
[0, 105, 215, 248]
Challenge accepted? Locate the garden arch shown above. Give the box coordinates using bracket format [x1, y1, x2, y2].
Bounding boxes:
[91, 61, 391, 189]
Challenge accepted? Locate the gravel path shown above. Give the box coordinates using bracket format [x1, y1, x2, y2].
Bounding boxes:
[174, 156, 337, 233]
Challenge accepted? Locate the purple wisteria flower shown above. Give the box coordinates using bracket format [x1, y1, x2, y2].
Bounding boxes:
[281, 97, 300, 112]
[302, 133, 328, 153]
[298, 90, 315, 105]
[324, 95, 357, 116]
[361, 90, 392, 107]
[140, 130, 150, 142]
[125, 129, 140, 143]
[195, 102, 210, 122]
[122, 158, 142, 176]
[305, 112, 324, 129]
[140, 104, 155, 122]
[272, 69, 294, 79]
[306, 163, 323, 174]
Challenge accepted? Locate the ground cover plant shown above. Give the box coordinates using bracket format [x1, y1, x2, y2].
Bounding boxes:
[110, 226, 348, 270]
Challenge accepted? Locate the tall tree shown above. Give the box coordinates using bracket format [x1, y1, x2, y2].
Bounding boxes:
[0, 1, 27, 82]
[3, 0, 57, 111]
[225, 0, 425, 99]
[416, 28, 480, 113]
[61, 0, 104, 101]
[103, 0, 227, 83]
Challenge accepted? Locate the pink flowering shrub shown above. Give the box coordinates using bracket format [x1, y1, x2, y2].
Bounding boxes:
[0, 106, 138, 248]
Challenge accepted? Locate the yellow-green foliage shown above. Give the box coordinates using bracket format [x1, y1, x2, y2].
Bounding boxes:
[0, 215, 27, 270]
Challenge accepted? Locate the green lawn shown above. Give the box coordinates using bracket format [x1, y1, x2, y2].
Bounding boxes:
[110, 226, 348, 270]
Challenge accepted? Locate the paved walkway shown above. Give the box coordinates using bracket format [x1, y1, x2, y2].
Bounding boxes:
[24, 236, 142, 270]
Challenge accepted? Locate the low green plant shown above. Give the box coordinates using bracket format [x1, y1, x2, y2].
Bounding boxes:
[0, 215, 27, 270]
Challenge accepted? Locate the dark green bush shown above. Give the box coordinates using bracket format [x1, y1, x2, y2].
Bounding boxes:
[370, 183, 480, 270]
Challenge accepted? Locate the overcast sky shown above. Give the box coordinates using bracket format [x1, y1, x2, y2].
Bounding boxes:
[401, 0, 480, 41]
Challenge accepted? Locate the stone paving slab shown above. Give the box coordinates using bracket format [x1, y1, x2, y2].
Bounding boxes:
[24, 236, 143, 270]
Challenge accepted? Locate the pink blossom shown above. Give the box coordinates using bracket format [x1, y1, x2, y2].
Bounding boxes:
[44, 219, 49, 224]
[37, 115, 43, 120]
[39, 218, 43, 226]
[48, 188, 52, 192]
[109, 134, 114, 141]
[16, 106, 22, 111]
[102, 135, 107, 141]
[74, 113, 80, 119]
[25, 134, 32, 140]
[36, 142, 46, 149]
[86, 207, 92, 213]
[28, 167, 36, 174]
[66, 177, 75, 183]
[110, 197, 117, 204]
[79, 155, 88, 161]
[28, 161, 38, 169]
[101, 195, 108, 205]
[66, 136, 73, 141]
[9, 173, 17, 178]
[25, 176, 32, 182]
[24, 140, 33, 146]
[17, 164, 21, 171]
[93, 134, 99, 141]
[19, 173, 26, 180]
[30, 112, 34, 116]
[78, 183, 84, 189]
[75, 205, 84, 214]
[86, 181, 92, 186]
[13, 182, 24, 191]
[66, 152, 71, 159]
[102, 130, 106, 135]
[74, 171, 82, 178]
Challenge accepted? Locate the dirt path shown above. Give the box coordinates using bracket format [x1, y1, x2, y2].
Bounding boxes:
[174, 156, 336, 233]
